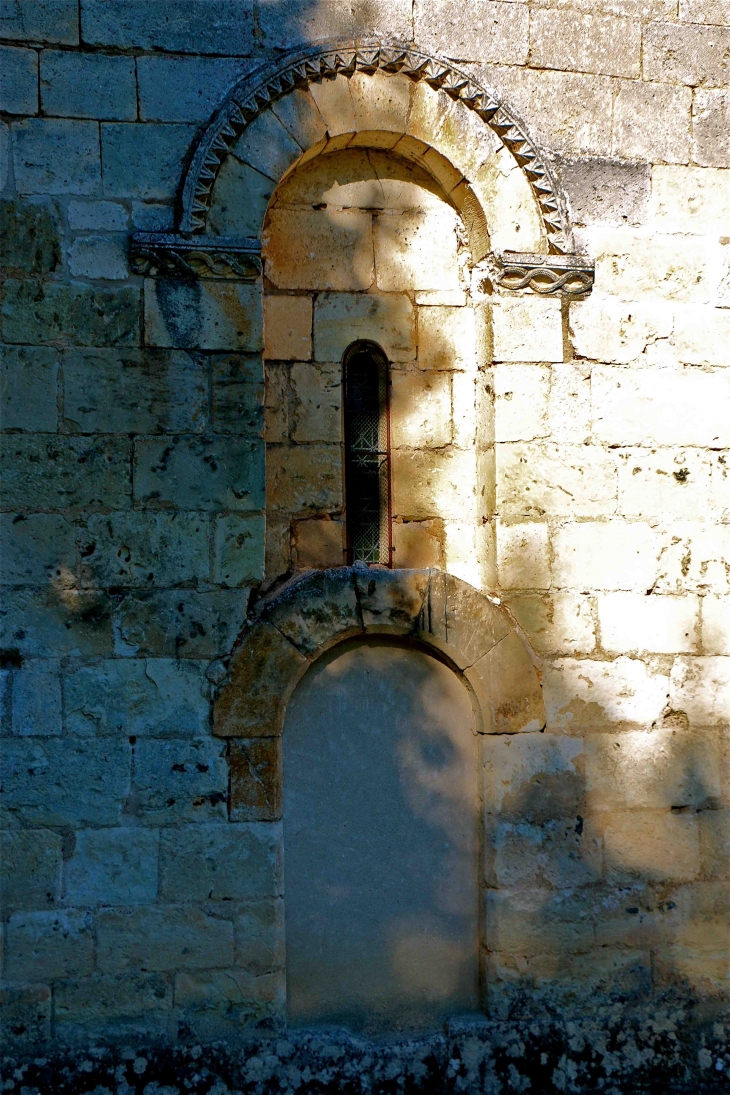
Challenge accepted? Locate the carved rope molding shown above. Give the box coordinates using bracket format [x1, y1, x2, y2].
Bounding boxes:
[178, 37, 575, 255]
[129, 232, 261, 280]
[488, 251, 595, 298]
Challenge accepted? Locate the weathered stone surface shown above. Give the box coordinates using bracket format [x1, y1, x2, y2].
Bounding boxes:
[232, 108, 302, 183]
[64, 828, 159, 906]
[1, 830, 62, 912]
[414, 0, 528, 65]
[208, 155, 274, 237]
[265, 208, 374, 292]
[1, 0, 79, 43]
[97, 906, 234, 973]
[137, 54, 245, 123]
[173, 967, 284, 1032]
[355, 566, 429, 634]
[144, 279, 263, 352]
[598, 592, 699, 654]
[160, 822, 281, 899]
[467, 630, 545, 734]
[82, 0, 253, 53]
[505, 592, 595, 656]
[391, 518, 443, 569]
[214, 513, 265, 587]
[134, 436, 263, 512]
[54, 971, 172, 1023]
[267, 443, 342, 515]
[417, 304, 478, 371]
[314, 291, 415, 362]
[391, 447, 477, 521]
[644, 21, 730, 87]
[11, 659, 62, 736]
[264, 569, 361, 655]
[391, 368, 451, 449]
[0, 198, 60, 274]
[702, 594, 730, 655]
[485, 816, 602, 890]
[67, 235, 127, 280]
[593, 232, 719, 305]
[214, 621, 308, 738]
[114, 590, 248, 658]
[0, 345, 59, 431]
[235, 899, 284, 974]
[292, 516, 345, 568]
[530, 10, 640, 78]
[0, 981, 51, 1044]
[544, 656, 670, 731]
[492, 297, 564, 364]
[496, 443, 617, 518]
[483, 732, 584, 819]
[211, 353, 264, 436]
[133, 738, 228, 823]
[101, 123, 198, 200]
[497, 520, 550, 589]
[426, 570, 512, 668]
[0, 588, 114, 657]
[493, 363, 550, 444]
[560, 158, 650, 227]
[79, 511, 208, 588]
[552, 519, 660, 592]
[699, 808, 730, 878]
[40, 50, 136, 119]
[12, 118, 100, 194]
[2, 280, 140, 346]
[0, 435, 131, 510]
[67, 198, 128, 231]
[375, 208, 461, 292]
[612, 81, 692, 163]
[670, 656, 730, 727]
[485, 887, 593, 956]
[570, 296, 673, 365]
[264, 295, 313, 362]
[230, 739, 281, 822]
[64, 658, 209, 737]
[5, 909, 94, 981]
[693, 88, 730, 168]
[603, 810, 700, 882]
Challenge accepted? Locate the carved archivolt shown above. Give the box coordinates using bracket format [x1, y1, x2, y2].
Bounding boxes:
[213, 566, 546, 741]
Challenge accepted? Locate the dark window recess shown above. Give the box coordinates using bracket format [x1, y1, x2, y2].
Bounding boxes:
[343, 341, 392, 566]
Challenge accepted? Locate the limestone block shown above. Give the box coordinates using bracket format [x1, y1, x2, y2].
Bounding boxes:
[483, 731, 584, 819]
[355, 566, 429, 634]
[700, 809, 730, 878]
[271, 89, 328, 153]
[144, 279, 262, 352]
[670, 656, 730, 727]
[64, 348, 206, 434]
[134, 739, 228, 824]
[415, 0, 528, 65]
[264, 296, 312, 361]
[1, 436, 131, 510]
[13, 118, 100, 194]
[79, 511, 208, 588]
[392, 519, 443, 569]
[552, 519, 663, 592]
[486, 817, 602, 890]
[392, 448, 477, 521]
[348, 70, 411, 135]
[264, 361, 289, 443]
[672, 305, 730, 366]
[63, 828, 159, 906]
[559, 158, 650, 228]
[543, 656, 670, 731]
[444, 520, 484, 588]
[11, 660, 62, 736]
[493, 363, 549, 443]
[232, 109, 303, 184]
[0, 982, 51, 1044]
[137, 55, 244, 123]
[211, 353, 264, 436]
[0, 198, 60, 274]
[569, 296, 673, 365]
[97, 906, 234, 973]
[0, 345, 59, 431]
[485, 887, 594, 956]
[466, 630, 545, 734]
[417, 304, 477, 371]
[0, 738, 130, 827]
[612, 81, 691, 164]
[644, 21, 730, 87]
[592, 231, 720, 304]
[67, 199, 127, 231]
[81, 0, 254, 53]
[603, 810, 700, 882]
[54, 971, 172, 1024]
[504, 592, 596, 656]
[391, 369, 451, 449]
[314, 292, 415, 362]
[1, 830, 62, 912]
[655, 942, 730, 996]
[0, 0, 78, 43]
[492, 298, 564, 364]
[64, 658, 209, 737]
[0, 589, 114, 658]
[597, 592, 699, 654]
[291, 362, 341, 443]
[292, 518, 345, 569]
[702, 595, 730, 655]
[161, 823, 280, 904]
[2, 280, 140, 346]
[352, 0, 413, 37]
[267, 443, 342, 515]
[5, 909, 94, 982]
[307, 74, 356, 137]
[264, 208, 374, 291]
[693, 90, 730, 168]
[548, 362, 591, 443]
[649, 165, 730, 232]
[497, 521, 550, 590]
[0, 46, 38, 114]
[585, 728, 720, 812]
[472, 148, 545, 253]
[265, 569, 361, 656]
[618, 449, 719, 519]
[214, 621, 307, 738]
[67, 236, 127, 280]
[235, 899, 284, 974]
[134, 436, 264, 511]
[230, 739, 281, 822]
[214, 513, 265, 587]
[101, 123, 198, 200]
[531, 10, 640, 77]
[40, 50, 135, 120]
[173, 968, 284, 1031]
[0, 513, 75, 588]
[496, 443, 617, 518]
[131, 201, 175, 231]
[374, 207, 461, 292]
[652, 522, 730, 595]
[114, 590, 248, 658]
[209, 157, 274, 238]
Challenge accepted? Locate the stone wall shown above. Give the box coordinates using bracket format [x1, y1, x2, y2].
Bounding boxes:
[1, 1, 730, 1091]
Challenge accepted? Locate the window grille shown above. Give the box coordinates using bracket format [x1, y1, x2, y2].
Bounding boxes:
[343, 342, 392, 566]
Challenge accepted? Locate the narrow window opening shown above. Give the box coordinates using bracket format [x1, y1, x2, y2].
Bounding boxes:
[343, 341, 392, 566]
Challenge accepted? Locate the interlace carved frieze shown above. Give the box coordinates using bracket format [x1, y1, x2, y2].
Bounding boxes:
[487, 251, 595, 298]
[129, 232, 261, 280]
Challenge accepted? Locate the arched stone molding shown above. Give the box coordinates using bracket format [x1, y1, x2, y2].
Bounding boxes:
[213, 566, 546, 749]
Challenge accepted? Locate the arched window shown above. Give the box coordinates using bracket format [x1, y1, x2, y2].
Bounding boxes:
[343, 341, 392, 566]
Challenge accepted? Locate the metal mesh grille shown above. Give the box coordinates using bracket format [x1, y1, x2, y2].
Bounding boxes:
[344, 346, 391, 566]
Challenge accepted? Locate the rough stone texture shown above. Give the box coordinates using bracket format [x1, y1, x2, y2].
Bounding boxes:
[0, 45, 38, 114]
[12, 118, 100, 194]
[229, 739, 282, 821]
[2, 280, 140, 346]
[40, 50, 136, 120]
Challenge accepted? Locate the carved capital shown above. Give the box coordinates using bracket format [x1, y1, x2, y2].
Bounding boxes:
[485, 250, 594, 298]
[130, 232, 261, 280]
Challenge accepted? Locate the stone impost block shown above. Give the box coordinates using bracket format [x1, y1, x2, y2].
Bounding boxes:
[113, 589, 248, 658]
[97, 906, 234, 973]
[466, 630, 545, 735]
[2, 280, 140, 346]
[266, 443, 342, 515]
[160, 822, 281, 900]
[214, 513, 265, 587]
[0, 345, 59, 431]
[314, 291, 415, 363]
[82, 0, 254, 53]
[374, 207, 461, 292]
[134, 434, 263, 512]
[264, 569, 361, 656]
[0, 738, 131, 827]
[543, 656, 670, 731]
[612, 81, 691, 164]
[552, 519, 663, 592]
[64, 348, 206, 434]
[496, 520, 550, 590]
[102, 123, 198, 200]
[138, 55, 245, 123]
[415, 0, 528, 65]
[12, 118, 100, 195]
[530, 11, 640, 78]
[11, 660, 62, 736]
[496, 443, 617, 519]
[67, 235, 127, 280]
[133, 738, 228, 824]
[64, 658, 209, 737]
[264, 208, 374, 291]
[0, 45, 38, 114]
[63, 828, 159, 906]
[144, 279, 263, 352]
[390, 368, 451, 449]
[1, 830, 63, 912]
[482, 732, 584, 820]
[492, 297, 564, 364]
[0, 589, 114, 657]
[493, 363, 549, 444]
[235, 899, 284, 974]
[40, 50, 136, 119]
[79, 510, 209, 588]
[264, 295, 312, 362]
[597, 592, 699, 654]
[603, 810, 700, 882]
[211, 353, 264, 436]
[0, 198, 60, 274]
[290, 362, 342, 443]
[230, 739, 281, 822]
[670, 656, 730, 727]
[693, 89, 730, 168]
[1, 0, 79, 43]
[5, 909, 94, 982]
[214, 621, 308, 738]
[1, 435, 131, 510]
[54, 970, 172, 1023]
